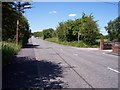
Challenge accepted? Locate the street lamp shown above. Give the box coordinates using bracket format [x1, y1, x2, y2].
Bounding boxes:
[16, 2, 31, 44]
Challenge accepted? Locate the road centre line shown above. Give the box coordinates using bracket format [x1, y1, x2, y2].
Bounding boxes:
[107, 67, 120, 73]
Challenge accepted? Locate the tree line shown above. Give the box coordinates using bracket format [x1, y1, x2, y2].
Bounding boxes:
[33, 13, 120, 44]
[2, 2, 31, 46]
[105, 16, 120, 41]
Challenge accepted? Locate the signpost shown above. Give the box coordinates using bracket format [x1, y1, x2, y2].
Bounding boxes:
[78, 32, 81, 43]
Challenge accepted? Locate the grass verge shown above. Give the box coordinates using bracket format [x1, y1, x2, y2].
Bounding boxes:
[1, 42, 21, 67]
[46, 38, 99, 48]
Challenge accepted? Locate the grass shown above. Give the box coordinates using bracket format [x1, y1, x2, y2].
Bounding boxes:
[46, 37, 99, 48]
[1, 42, 21, 67]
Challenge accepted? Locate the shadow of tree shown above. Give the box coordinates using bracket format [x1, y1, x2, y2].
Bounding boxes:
[3, 56, 67, 89]
[22, 43, 40, 48]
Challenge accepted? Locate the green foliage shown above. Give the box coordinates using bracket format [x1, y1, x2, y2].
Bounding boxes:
[19, 15, 31, 46]
[56, 22, 68, 41]
[80, 15, 100, 45]
[105, 16, 120, 41]
[2, 2, 17, 41]
[43, 28, 54, 39]
[33, 31, 43, 37]
[46, 38, 99, 48]
[52, 30, 57, 37]
[103, 35, 109, 39]
[33, 29, 57, 39]
[2, 2, 31, 46]
[96, 33, 104, 39]
[56, 13, 100, 45]
[46, 37, 59, 43]
[2, 2, 31, 67]
[1, 42, 21, 67]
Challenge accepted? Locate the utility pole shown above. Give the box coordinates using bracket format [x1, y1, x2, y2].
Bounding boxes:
[15, 2, 31, 45]
[16, 2, 20, 45]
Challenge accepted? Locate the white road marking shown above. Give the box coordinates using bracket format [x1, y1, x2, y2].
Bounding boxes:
[73, 54, 78, 56]
[107, 67, 120, 73]
[60, 49, 63, 51]
[103, 52, 105, 54]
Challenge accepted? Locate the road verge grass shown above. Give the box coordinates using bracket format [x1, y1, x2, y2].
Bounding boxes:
[1, 42, 21, 67]
[46, 38, 99, 48]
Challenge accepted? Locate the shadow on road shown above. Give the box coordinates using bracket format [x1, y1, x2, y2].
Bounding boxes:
[22, 43, 40, 48]
[3, 57, 67, 89]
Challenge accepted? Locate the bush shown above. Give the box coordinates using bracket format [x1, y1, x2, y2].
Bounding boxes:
[1, 42, 21, 67]
[56, 13, 100, 45]
[105, 16, 120, 41]
[46, 38, 99, 48]
[43, 28, 54, 39]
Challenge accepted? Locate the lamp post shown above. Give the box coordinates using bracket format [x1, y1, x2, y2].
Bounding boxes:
[16, 2, 31, 44]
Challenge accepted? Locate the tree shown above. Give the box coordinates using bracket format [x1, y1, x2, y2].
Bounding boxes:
[80, 14, 100, 45]
[56, 13, 100, 45]
[2, 2, 17, 41]
[19, 15, 31, 46]
[2, 2, 31, 46]
[105, 16, 120, 41]
[43, 28, 54, 39]
[56, 22, 68, 41]
[33, 31, 43, 37]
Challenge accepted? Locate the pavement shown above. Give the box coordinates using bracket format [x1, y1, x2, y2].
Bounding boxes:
[2, 36, 119, 89]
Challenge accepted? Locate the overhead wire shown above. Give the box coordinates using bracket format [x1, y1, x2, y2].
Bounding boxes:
[96, 0, 118, 6]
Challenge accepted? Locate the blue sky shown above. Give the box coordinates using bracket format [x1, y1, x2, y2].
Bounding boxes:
[24, 2, 118, 35]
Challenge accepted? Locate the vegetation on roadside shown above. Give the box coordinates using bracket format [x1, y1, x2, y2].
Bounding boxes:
[2, 2, 31, 67]
[33, 31, 43, 38]
[46, 37, 99, 48]
[105, 16, 120, 41]
[33, 12, 120, 48]
[56, 13, 100, 45]
[33, 13, 101, 48]
[43, 28, 54, 39]
[2, 2, 31, 46]
[1, 42, 21, 66]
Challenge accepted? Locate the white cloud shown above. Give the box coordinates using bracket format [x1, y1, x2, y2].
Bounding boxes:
[68, 14, 77, 17]
[49, 11, 57, 14]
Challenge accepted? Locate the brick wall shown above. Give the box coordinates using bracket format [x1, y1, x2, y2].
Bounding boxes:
[112, 42, 120, 53]
[100, 38, 112, 50]
[100, 38, 120, 53]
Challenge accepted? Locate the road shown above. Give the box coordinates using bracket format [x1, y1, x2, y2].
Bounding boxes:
[31, 36, 118, 88]
[3, 36, 119, 89]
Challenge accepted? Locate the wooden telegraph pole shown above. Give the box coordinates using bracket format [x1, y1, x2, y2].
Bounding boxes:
[16, 2, 31, 44]
[16, 2, 20, 45]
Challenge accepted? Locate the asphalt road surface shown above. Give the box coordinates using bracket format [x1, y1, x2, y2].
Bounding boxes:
[3, 36, 119, 89]
[32, 36, 119, 88]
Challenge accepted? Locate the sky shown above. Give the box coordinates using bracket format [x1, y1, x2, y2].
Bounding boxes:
[24, 2, 118, 35]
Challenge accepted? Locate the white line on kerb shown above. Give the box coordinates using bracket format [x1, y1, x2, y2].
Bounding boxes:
[107, 67, 120, 73]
